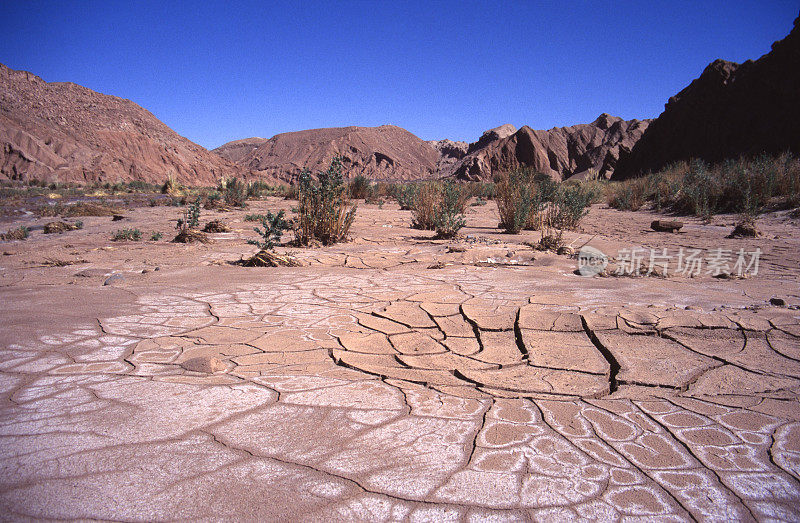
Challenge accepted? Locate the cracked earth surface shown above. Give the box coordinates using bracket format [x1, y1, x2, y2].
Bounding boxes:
[1, 199, 799, 520]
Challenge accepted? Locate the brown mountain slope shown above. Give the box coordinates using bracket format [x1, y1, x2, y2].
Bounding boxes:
[452, 114, 649, 181]
[613, 14, 800, 180]
[214, 125, 440, 182]
[0, 63, 241, 184]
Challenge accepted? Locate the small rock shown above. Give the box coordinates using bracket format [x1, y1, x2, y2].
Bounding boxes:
[180, 356, 227, 374]
[112, 215, 125, 221]
[103, 273, 125, 286]
[557, 246, 575, 256]
[651, 220, 683, 233]
[770, 297, 786, 307]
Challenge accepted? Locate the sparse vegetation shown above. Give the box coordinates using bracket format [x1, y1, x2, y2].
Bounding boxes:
[150, 231, 163, 241]
[244, 213, 268, 222]
[606, 153, 800, 220]
[394, 184, 419, 210]
[410, 181, 468, 235]
[348, 175, 373, 200]
[248, 210, 290, 250]
[495, 168, 538, 234]
[433, 182, 466, 238]
[1, 225, 29, 241]
[295, 157, 357, 246]
[111, 228, 142, 241]
[221, 177, 248, 207]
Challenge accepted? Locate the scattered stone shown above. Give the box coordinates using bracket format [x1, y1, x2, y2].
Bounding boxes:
[556, 245, 574, 256]
[770, 297, 786, 307]
[103, 273, 125, 286]
[650, 220, 683, 233]
[112, 214, 126, 221]
[180, 356, 227, 374]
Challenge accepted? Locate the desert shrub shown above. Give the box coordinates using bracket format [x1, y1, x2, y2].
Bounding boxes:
[434, 182, 467, 238]
[295, 157, 357, 246]
[150, 231, 163, 241]
[348, 175, 373, 199]
[394, 184, 419, 210]
[409, 181, 467, 235]
[111, 228, 141, 241]
[675, 160, 717, 220]
[1, 225, 29, 241]
[245, 180, 276, 199]
[495, 168, 537, 234]
[161, 172, 181, 195]
[223, 177, 247, 207]
[607, 179, 646, 211]
[248, 210, 290, 250]
[185, 198, 201, 228]
[278, 184, 299, 200]
[244, 213, 268, 222]
[411, 182, 440, 230]
[548, 184, 594, 230]
[463, 181, 496, 200]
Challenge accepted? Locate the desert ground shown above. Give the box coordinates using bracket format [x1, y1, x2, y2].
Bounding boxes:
[0, 194, 799, 520]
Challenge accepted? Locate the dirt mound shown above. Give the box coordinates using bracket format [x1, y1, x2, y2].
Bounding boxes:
[613, 15, 800, 179]
[214, 125, 440, 182]
[451, 115, 649, 181]
[0, 64, 242, 185]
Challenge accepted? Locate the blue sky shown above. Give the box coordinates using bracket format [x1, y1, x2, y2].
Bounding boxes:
[1, 1, 797, 149]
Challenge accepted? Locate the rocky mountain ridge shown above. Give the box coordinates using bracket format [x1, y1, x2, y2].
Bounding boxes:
[0, 63, 241, 185]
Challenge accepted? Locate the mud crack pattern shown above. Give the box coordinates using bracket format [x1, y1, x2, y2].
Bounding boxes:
[1, 271, 799, 520]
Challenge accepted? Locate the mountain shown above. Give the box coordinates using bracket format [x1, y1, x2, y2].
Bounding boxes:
[0, 63, 241, 184]
[427, 139, 468, 174]
[613, 15, 800, 180]
[451, 115, 649, 181]
[214, 125, 441, 182]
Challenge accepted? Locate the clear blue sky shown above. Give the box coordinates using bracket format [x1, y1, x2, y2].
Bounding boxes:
[1, 1, 798, 149]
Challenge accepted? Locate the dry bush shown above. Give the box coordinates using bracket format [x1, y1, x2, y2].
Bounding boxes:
[411, 181, 468, 232]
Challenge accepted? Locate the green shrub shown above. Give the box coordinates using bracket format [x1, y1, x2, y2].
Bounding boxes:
[410, 181, 467, 234]
[185, 198, 201, 228]
[244, 213, 268, 222]
[111, 228, 141, 241]
[434, 182, 466, 238]
[150, 231, 163, 241]
[394, 184, 419, 210]
[348, 175, 373, 199]
[549, 184, 593, 230]
[495, 168, 537, 234]
[223, 177, 247, 207]
[295, 157, 357, 246]
[248, 210, 290, 250]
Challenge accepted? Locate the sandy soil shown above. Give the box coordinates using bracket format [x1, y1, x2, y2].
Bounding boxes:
[0, 197, 798, 520]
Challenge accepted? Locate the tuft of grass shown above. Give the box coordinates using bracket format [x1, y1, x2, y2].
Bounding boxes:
[244, 213, 268, 222]
[111, 228, 142, 241]
[150, 231, 163, 241]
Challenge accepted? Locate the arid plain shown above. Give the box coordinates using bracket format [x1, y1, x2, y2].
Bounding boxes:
[0, 195, 798, 520]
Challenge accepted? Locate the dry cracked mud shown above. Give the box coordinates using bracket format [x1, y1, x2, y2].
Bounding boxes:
[1, 198, 799, 520]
